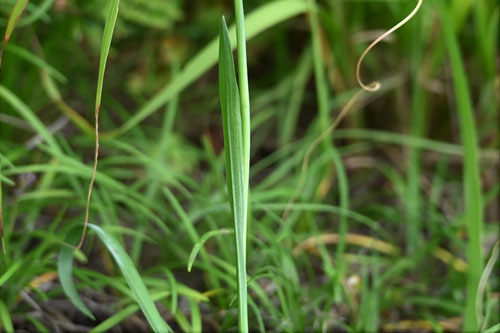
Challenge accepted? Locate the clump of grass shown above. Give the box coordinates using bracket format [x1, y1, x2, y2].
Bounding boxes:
[0, 0, 497, 331]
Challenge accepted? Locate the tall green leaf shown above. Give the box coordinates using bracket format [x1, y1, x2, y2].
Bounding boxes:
[0, 299, 13, 333]
[58, 228, 95, 320]
[88, 224, 171, 332]
[233, 0, 250, 205]
[438, 1, 484, 331]
[219, 17, 248, 332]
[58, 225, 172, 332]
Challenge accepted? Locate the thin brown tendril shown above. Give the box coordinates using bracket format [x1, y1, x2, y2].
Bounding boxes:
[77, 105, 100, 249]
[356, 0, 423, 91]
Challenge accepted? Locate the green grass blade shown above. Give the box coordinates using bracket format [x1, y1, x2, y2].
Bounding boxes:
[80, 0, 119, 248]
[88, 224, 171, 333]
[279, 47, 312, 145]
[331, 148, 349, 300]
[0, 0, 28, 67]
[0, 299, 13, 333]
[58, 228, 95, 320]
[113, 0, 307, 136]
[308, 0, 329, 134]
[219, 17, 248, 332]
[16, 0, 54, 27]
[89, 291, 170, 333]
[90, 304, 139, 333]
[0, 261, 22, 286]
[438, 1, 484, 331]
[163, 268, 178, 314]
[406, 9, 426, 254]
[331, 128, 498, 159]
[188, 297, 202, 333]
[95, 0, 119, 111]
[233, 0, 250, 204]
[0, 166, 3, 253]
[25, 315, 50, 333]
[0, 85, 60, 152]
[5, 44, 67, 83]
[187, 228, 234, 272]
[484, 323, 500, 333]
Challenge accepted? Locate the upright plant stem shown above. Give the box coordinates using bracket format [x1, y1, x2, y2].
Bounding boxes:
[406, 9, 426, 255]
[78, 0, 119, 248]
[438, 1, 483, 330]
[0, 169, 4, 254]
[234, 0, 250, 198]
[308, 0, 329, 133]
[233, 1, 250, 330]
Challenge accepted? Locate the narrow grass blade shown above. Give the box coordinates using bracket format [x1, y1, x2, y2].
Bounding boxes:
[16, 0, 54, 27]
[189, 297, 202, 333]
[280, 47, 312, 145]
[25, 315, 50, 333]
[58, 228, 95, 320]
[476, 241, 499, 328]
[219, 17, 248, 332]
[0, 167, 4, 253]
[90, 304, 141, 333]
[0, 261, 22, 286]
[88, 224, 171, 333]
[79, 0, 119, 248]
[5, 44, 67, 83]
[0, 0, 28, 68]
[484, 323, 500, 333]
[0, 299, 13, 333]
[406, 8, 426, 254]
[187, 228, 234, 272]
[95, 0, 119, 111]
[89, 291, 170, 333]
[233, 0, 250, 203]
[0, 85, 60, 152]
[163, 268, 178, 314]
[438, 1, 484, 331]
[41, 72, 94, 135]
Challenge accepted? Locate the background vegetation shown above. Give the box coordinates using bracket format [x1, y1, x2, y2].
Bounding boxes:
[0, 0, 498, 331]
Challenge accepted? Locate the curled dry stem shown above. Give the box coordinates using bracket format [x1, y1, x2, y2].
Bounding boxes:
[356, 0, 423, 91]
[77, 105, 100, 249]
